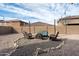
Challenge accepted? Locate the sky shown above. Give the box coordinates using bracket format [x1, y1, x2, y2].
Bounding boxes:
[0, 3, 79, 24]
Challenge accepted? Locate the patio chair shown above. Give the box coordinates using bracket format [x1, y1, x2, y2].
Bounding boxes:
[22, 31, 34, 39]
[22, 31, 28, 38]
[49, 32, 60, 41]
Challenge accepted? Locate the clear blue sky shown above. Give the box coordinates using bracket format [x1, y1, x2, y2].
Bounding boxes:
[0, 3, 79, 24]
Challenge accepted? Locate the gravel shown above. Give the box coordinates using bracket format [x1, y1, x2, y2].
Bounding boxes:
[1, 34, 79, 56]
[10, 40, 62, 56]
[39, 39, 79, 56]
[11, 38, 79, 56]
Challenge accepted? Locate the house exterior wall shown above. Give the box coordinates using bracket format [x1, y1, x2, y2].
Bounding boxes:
[59, 19, 79, 24]
[56, 25, 79, 34]
[66, 19, 79, 24]
[66, 25, 79, 34]
[57, 17, 79, 34]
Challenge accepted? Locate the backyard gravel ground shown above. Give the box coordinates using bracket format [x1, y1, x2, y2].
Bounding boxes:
[11, 39, 62, 56]
[39, 34, 79, 56]
[11, 34, 79, 56]
[1, 34, 79, 56]
[0, 33, 23, 55]
[41, 39, 79, 56]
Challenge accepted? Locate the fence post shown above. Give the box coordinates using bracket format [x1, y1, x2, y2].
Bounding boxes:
[54, 19, 56, 34]
[46, 25, 48, 32]
[34, 25, 35, 34]
[29, 21, 31, 33]
[65, 19, 67, 34]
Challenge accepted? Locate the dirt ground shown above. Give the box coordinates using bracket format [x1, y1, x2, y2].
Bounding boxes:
[42, 34, 79, 56]
[0, 33, 23, 54]
[0, 34, 79, 56]
[11, 40, 62, 56]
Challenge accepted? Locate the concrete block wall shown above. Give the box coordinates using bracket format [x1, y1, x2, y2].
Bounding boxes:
[56, 25, 66, 34]
[2, 24, 79, 35]
[12, 25, 79, 34]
